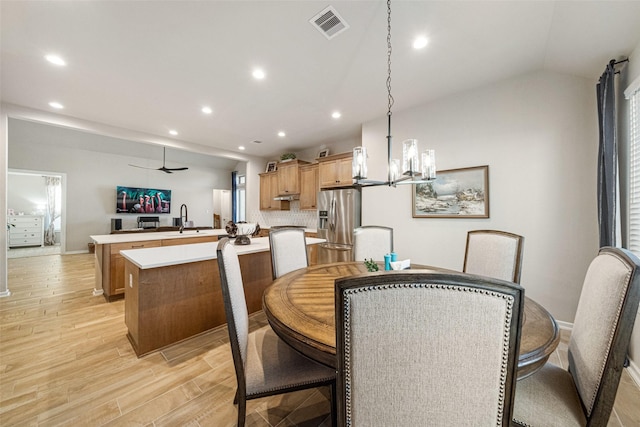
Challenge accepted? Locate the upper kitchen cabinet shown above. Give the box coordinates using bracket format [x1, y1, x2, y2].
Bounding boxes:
[318, 152, 353, 188]
[277, 159, 309, 196]
[259, 171, 290, 211]
[299, 163, 319, 210]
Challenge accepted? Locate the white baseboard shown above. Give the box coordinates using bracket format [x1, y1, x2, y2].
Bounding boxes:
[556, 320, 573, 331]
[0, 289, 12, 298]
[64, 250, 90, 255]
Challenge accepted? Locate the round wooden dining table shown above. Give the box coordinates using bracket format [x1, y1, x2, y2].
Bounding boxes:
[263, 262, 560, 380]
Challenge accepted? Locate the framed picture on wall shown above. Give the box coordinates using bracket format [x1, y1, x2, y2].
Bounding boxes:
[266, 161, 277, 173]
[412, 165, 489, 218]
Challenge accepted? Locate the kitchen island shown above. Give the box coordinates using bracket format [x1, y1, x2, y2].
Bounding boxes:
[90, 228, 317, 301]
[118, 236, 324, 357]
[91, 229, 229, 300]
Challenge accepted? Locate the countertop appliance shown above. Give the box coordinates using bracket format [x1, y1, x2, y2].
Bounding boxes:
[317, 188, 361, 264]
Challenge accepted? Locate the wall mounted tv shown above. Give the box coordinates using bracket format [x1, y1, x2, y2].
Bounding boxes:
[117, 186, 171, 214]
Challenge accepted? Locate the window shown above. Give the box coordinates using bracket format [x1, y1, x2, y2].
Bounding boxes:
[628, 82, 640, 253]
[233, 172, 246, 222]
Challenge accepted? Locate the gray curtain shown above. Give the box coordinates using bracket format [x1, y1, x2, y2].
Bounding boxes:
[597, 59, 617, 248]
[44, 176, 61, 246]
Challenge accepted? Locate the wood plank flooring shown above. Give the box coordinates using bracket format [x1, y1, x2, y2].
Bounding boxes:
[1, 253, 639, 426]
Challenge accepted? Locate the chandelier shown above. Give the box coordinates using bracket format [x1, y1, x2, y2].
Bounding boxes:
[352, 0, 436, 187]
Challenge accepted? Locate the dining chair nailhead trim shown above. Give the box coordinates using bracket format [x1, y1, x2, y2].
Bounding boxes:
[585, 254, 633, 414]
[341, 282, 514, 426]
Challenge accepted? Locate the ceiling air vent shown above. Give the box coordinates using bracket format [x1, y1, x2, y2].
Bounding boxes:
[309, 6, 349, 40]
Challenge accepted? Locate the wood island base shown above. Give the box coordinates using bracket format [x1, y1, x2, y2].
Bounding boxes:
[124, 250, 272, 357]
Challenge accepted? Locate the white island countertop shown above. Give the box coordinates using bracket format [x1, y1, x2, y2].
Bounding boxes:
[90, 229, 229, 245]
[90, 227, 318, 245]
[120, 236, 325, 270]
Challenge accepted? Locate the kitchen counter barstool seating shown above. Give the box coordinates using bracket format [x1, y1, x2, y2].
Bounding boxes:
[512, 247, 640, 427]
[269, 227, 309, 279]
[216, 238, 336, 427]
[335, 271, 524, 426]
[463, 229, 525, 283]
[353, 225, 393, 261]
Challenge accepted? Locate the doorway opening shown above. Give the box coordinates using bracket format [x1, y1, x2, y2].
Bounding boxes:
[7, 170, 65, 258]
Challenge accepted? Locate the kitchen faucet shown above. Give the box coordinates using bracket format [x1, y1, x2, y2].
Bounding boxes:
[179, 204, 188, 233]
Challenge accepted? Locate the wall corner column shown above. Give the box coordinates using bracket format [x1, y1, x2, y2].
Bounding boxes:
[1, 107, 10, 297]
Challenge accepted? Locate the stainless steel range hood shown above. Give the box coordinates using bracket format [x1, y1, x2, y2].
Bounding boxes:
[273, 195, 299, 201]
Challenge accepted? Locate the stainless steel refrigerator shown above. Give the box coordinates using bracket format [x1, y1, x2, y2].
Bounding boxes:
[317, 188, 361, 264]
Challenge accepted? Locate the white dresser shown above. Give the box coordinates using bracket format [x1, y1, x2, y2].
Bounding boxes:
[8, 215, 44, 248]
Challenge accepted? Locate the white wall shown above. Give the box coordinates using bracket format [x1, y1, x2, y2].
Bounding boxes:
[361, 70, 599, 324]
[8, 122, 237, 252]
[0, 110, 7, 296]
[296, 136, 361, 162]
[7, 173, 48, 214]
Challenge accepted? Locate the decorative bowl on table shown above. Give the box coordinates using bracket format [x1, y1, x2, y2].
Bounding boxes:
[234, 235, 252, 245]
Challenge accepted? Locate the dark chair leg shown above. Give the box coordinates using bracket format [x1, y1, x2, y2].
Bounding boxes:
[237, 397, 246, 427]
[330, 382, 337, 427]
[233, 388, 238, 404]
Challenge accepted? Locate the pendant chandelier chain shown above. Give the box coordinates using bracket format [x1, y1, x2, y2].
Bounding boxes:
[386, 0, 394, 117]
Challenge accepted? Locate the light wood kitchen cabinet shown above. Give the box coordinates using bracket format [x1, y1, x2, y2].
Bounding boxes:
[277, 159, 309, 196]
[102, 240, 161, 300]
[259, 172, 290, 211]
[318, 152, 353, 188]
[299, 163, 319, 210]
[97, 234, 221, 301]
[161, 235, 217, 246]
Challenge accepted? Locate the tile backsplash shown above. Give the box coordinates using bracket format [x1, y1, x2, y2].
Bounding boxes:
[248, 202, 317, 229]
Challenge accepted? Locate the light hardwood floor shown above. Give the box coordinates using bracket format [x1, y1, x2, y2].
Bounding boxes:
[1, 253, 639, 426]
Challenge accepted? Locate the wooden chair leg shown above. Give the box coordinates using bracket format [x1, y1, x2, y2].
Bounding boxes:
[330, 382, 337, 427]
[237, 397, 246, 427]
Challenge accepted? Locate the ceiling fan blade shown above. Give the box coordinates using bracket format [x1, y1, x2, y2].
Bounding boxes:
[129, 147, 188, 172]
[128, 164, 156, 170]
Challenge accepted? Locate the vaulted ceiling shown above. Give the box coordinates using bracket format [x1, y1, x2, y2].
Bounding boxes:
[2, 1, 640, 160]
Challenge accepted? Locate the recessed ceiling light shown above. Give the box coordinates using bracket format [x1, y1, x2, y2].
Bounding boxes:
[238, 146, 246, 150]
[332, 111, 341, 119]
[201, 106, 213, 114]
[169, 130, 178, 136]
[412, 36, 428, 49]
[278, 131, 286, 137]
[48, 101, 64, 109]
[252, 68, 266, 80]
[45, 54, 66, 66]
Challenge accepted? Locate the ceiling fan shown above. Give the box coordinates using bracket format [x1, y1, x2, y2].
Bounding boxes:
[129, 147, 188, 173]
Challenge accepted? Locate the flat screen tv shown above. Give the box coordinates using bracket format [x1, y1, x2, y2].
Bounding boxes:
[117, 186, 171, 214]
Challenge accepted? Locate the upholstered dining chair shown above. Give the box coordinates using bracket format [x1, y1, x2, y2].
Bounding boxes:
[216, 238, 336, 427]
[512, 247, 640, 427]
[335, 271, 524, 426]
[269, 227, 309, 279]
[463, 229, 525, 283]
[353, 225, 393, 261]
